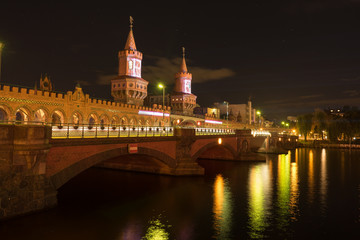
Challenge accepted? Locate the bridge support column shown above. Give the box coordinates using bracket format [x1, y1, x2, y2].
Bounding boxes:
[0, 124, 57, 220]
[236, 129, 266, 161]
[173, 128, 204, 175]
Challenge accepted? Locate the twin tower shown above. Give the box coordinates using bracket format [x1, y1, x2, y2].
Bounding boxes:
[111, 18, 197, 115]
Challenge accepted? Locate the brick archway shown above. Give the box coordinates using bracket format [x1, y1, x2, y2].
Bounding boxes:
[49, 146, 176, 189]
[192, 142, 237, 161]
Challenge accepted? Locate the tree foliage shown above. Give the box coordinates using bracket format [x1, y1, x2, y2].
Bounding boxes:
[297, 113, 313, 141]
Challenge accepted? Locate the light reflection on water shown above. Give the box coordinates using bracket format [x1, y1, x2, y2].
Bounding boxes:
[1, 148, 360, 239]
[248, 163, 272, 238]
[141, 215, 170, 240]
[213, 174, 233, 240]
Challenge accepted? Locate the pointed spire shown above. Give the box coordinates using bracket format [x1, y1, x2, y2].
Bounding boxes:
[180, 47, 188, 73]
[124, 16, 137, 50]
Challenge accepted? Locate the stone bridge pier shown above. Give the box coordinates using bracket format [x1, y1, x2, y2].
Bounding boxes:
[0, 124, 57, 220]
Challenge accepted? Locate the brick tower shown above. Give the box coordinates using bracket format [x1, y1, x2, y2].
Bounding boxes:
[171, 47, 197, 115]
[39, 74, 52, 92]
[111, 17, 148, 106]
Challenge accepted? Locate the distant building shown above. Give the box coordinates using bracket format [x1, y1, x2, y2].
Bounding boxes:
[146, 93, 171, 109]
[213, 100, 254, 124]
[287, 116, 298, 122]
[193, 107, 220, 118]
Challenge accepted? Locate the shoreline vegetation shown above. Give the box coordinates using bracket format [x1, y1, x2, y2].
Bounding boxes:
[298, 140, 360, 149]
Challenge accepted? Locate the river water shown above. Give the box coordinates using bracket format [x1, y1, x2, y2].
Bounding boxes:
[1, 148, 360, 239]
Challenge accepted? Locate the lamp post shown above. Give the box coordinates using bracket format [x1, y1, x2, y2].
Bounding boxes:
[224, 101, 229, 128]
[0, 42, 4, 82]
[158, 84, 165, 126]
[256, 110, 261, 128]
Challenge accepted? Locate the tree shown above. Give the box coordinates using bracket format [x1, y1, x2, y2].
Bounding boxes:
[314, 110, 328, 139]
[236, 112, 242, 123]
[297, 113, 313, 141]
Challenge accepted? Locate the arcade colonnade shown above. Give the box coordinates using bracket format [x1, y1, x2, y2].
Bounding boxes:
[0, 84, 171, 127]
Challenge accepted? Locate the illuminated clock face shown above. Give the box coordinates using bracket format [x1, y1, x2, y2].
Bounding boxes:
[128, 58, 141, 78]
[184, 80, 191, 93]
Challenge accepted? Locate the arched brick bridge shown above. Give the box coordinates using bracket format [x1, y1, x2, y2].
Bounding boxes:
[0, 124, 297, 220]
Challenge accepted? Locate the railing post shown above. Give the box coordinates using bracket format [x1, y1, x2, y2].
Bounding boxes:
[95, 125, 98, 138]
[82, 124, 84, 138]
[67, 123, 70, 139]
[107, 124, 110, 138]
[118, 125, 120, 138]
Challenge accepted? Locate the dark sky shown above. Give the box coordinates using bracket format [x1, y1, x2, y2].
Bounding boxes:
[1, 1, 360, 120]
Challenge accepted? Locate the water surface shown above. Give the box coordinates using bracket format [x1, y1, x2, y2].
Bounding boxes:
[1, 148, 360, 239]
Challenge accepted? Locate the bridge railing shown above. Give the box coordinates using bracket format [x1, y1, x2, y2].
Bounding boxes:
[51, 124, 174, 138]
[0, 121, 236, 139]
[195, 127, 235, 135]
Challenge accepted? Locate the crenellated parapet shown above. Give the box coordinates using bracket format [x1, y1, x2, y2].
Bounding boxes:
[118, 49, 143, 59]
[0, 84, 170, 126]
[175, 71, 192, 80]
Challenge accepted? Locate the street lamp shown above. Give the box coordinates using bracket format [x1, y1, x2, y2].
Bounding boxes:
[0, 42, 4, 82]
[224, 101, 229, 128]
[256, 110, 261, 128]
[158, 83, 165, 126]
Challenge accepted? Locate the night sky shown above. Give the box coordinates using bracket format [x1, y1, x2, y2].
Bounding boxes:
[1, 1, 360, 120]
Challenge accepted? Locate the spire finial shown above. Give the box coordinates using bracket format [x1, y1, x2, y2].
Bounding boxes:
[180, 46, 188, 73]
[129, 16, 134, 29]
[125, 16, 137, 50]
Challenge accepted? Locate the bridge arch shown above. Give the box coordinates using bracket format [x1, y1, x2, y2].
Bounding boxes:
[120, 115, 129, 125]
[110, 114, 120, 126]
[33, 106, 51, 123]
[145, 118, 152, 126]
[51, 108, 66, 125]
[99, 113, 110, 126]
[0, 104, 12, 121]
[192, 142, 237, 161]
[129, 117, 137, 126]
[179, 119, 197, 127]
[14, 105, 32, 122]
[70, 110, 83, 125]
[50, 146, 176, 189]
[87, 112, 99, 126]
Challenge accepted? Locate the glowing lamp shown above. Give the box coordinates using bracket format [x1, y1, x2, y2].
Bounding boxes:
[218, 138, 222, 145]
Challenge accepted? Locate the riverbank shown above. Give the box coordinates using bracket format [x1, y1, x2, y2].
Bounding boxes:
[298, 140, 360, 149]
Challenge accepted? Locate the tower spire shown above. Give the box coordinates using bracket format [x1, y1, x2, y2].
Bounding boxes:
[180, 47, 188, 73]
[124, 16, 137, 50]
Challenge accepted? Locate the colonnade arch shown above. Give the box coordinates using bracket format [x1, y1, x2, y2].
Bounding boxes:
[15, 106, 31, 122]
[0, 105, 11, 121]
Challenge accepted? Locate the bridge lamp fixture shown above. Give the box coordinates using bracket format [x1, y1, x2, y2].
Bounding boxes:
[223, 101, 229, 128]
[158, 83, 165, 125]
[218, 138, 222, 145]
[256, 110, 261, 127]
